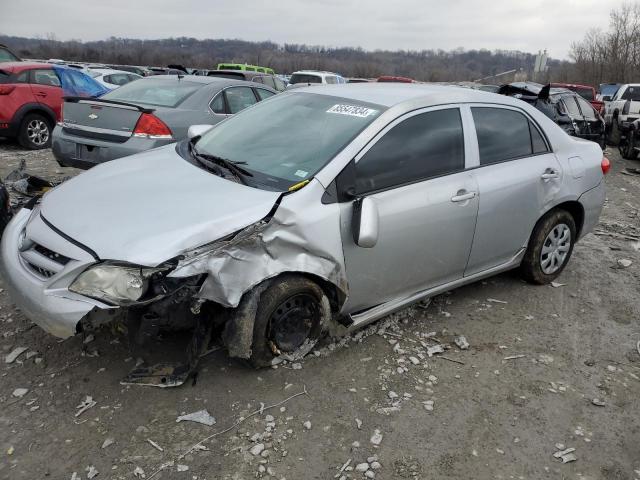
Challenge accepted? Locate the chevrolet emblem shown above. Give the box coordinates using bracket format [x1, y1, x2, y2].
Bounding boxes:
[88, 113, 98, 120]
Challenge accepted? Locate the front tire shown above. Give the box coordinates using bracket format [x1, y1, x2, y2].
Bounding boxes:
[18, 113, 52, 150]
[621, 128, 638, 159]
[249, 275, 329, 368]
[521, 210, 576, 285]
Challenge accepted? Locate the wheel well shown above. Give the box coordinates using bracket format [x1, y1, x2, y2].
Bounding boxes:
[21, 108, 55, 126]
[14, 104, 56, 129]
[550, 201, 585, 238]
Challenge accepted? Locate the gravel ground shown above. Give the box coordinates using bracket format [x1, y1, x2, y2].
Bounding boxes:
[0, 138, 639, 480]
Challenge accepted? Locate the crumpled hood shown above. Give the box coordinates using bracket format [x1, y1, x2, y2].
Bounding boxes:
[40, 145, 281, 266]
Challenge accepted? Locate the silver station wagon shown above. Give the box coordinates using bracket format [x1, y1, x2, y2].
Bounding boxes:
[1, 84, 607, 383]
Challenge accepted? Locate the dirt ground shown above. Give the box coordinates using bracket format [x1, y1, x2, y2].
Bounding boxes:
[0, 138, 638, 480]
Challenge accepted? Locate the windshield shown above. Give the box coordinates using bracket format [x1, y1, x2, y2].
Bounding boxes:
[102, 79, 200, 107]
[0, 48, 19, 62]
[600, 84, 620, 97]
[195, 92, 385, 190]
[289, 73, 322, 84]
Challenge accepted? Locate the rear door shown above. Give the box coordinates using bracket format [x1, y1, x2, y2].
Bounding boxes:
[465, 105, 561, 276]
[0, 69, 35, 123]
[29, 68, 64, 120]
[339, 106, 479, 312]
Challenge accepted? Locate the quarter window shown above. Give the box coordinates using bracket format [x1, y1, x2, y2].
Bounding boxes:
[32, 69, 60, 87]
[356, 108, 465, 193]
[472, 107, 547, 165]
[225, 87, 258, 114]
[210, 93, 226, 114]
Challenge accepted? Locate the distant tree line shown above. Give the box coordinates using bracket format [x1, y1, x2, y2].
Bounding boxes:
[1, 33, 574, 83]
[570, 1, 640, 86]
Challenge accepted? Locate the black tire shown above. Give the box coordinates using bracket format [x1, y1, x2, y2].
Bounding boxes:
[18, 113, 52, 150]
[249, 275, 328, 368]
[608, 117, 621, 146]
[520, 209, 577, 285]
[621, 129, 638, 159]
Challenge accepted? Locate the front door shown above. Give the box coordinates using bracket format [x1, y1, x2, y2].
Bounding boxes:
[338, 106, 479, 313]
[465, 105, 563, 275]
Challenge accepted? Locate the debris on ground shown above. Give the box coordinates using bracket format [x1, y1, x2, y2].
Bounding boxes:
[12, 388, 28, 398]
[5, 346, 28, 363]
[615, 258, 633, 268]
[487, 298, 508, 304]
[503, 354, 526, 361]
[303, 420, 312, 430]
[176, 409, 216, 426]
[147, 438, 164, 452]
[553, 447, 577, 463]
[550, 282, 566, 288]
[133, 466, 146, 478]
[86, 465, 99, 479]
[370, 429, 383, 446]
[101, 438, 114, 449]
[426, 344, 445, 357]
[592, 398, 606, 407]
[75, 396, 97, 417]
[454, 335, 470, 350]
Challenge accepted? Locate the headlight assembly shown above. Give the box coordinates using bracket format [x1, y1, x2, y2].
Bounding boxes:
[69, 264, 167, 305]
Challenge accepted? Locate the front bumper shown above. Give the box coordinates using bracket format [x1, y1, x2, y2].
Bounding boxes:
[51, 125, 174, 169]
[0, 208, 111, 338]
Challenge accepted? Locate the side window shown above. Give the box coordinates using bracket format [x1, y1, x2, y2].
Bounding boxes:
[530, 123, 548, 154]
[262, 76, 276, 89]
[472, 107, 539, 165]
[224, 87, 257, 114]
[209, 93, 226, 114]
[325, 76, 337, 84]
[355, 108, 465, 193]
[255, 88, 276, 100]
[575, 96, 597, 120]
[32, 69, 61, 87]
[274, 77, 285, 91]
[562, 97, 582, 118]
[15, 71, 29, 83]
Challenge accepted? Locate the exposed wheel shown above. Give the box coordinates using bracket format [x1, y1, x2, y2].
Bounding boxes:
[608, 117, 621, 146]
[621, 128, 638, 159]
[18, 113, 52, 150]
[521, 209, 576, 285]
[249, 275, 329, 368]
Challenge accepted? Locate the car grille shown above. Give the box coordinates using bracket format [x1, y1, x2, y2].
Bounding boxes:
[19, 241, 71, 280]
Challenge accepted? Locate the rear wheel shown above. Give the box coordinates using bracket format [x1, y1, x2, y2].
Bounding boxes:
[18, 113, 52, 150]
[521, 210, 576, 285]
[249, 275, 328, 368]
[621, 128, 638, 159]
[608, 117, 621, 146]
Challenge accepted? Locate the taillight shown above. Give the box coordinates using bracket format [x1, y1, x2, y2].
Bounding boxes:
[601, 156, 611, 175]
[133, 113, 172, 139]
[0, 85, 16, 95]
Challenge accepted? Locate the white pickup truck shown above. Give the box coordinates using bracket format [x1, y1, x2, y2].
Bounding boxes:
[604, 83, 640, 145]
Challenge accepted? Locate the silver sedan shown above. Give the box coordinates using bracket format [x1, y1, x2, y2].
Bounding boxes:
[1, 83, 607, 372]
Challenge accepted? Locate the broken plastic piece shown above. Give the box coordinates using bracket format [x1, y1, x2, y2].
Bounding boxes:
[176, 409, 216, 426]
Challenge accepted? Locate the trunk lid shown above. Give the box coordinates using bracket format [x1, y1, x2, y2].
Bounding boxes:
[40, 145, 282, 266]
[61, 98, 148, 143]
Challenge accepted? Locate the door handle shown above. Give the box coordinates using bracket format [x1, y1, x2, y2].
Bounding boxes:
[451, 191, 477, 203]
[541, 168, 559, 180]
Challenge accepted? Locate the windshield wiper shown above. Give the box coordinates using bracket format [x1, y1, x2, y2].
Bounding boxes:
[189, 141, 253, 184]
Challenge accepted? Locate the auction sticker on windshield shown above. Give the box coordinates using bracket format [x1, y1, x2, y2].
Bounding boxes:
[327, 104, 378, 117]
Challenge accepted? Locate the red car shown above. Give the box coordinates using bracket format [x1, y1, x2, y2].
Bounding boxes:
[551, 83, 604, 115]
[0, 62, 65, 149]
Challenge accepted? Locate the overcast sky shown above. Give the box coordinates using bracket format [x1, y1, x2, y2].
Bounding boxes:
[0, 0, 627, 59]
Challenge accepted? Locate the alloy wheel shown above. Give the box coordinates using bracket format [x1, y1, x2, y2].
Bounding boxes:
[27, 119, 49, 146]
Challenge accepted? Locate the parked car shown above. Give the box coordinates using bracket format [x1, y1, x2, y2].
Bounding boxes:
[602, 83, 640, 145]
[1, 84, 607, 373]
[107, 65, 152, 77]
[88, 68, 142, 90]
[377, 76, 415, 83]
[551, 83, 604, 114]
[598, 82, 622, 101]
[217, 63, 275, 75]
[52, 75, 277, 169]
[0, 62, 108, 149]
[207, 69, 286, 91]
[0, 44, 20, 63]
[287, 70, 346, 88]
[499, 82, 605, 148]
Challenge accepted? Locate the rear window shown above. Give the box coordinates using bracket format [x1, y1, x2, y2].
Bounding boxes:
[621, 86, 640, 101]
[289, 73, 322, 84]
[102, 79, 201, 107]
[208, 72, 245, 80]
[569, 86, 594, 101]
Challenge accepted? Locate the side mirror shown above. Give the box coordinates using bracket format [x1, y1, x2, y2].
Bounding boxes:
[352, 197, 379, 248]
[602, 95, 612, 102]
[187, 124, 214, 140]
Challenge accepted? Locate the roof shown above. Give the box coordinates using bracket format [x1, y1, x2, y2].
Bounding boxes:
[292, 70, 341, 76]
[90, 68, 138, 76]
[551, 82, 594, 90]
[295, 82, 514, 108]
[139, 74, 244, 85]
[0, 61, 52, 72]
